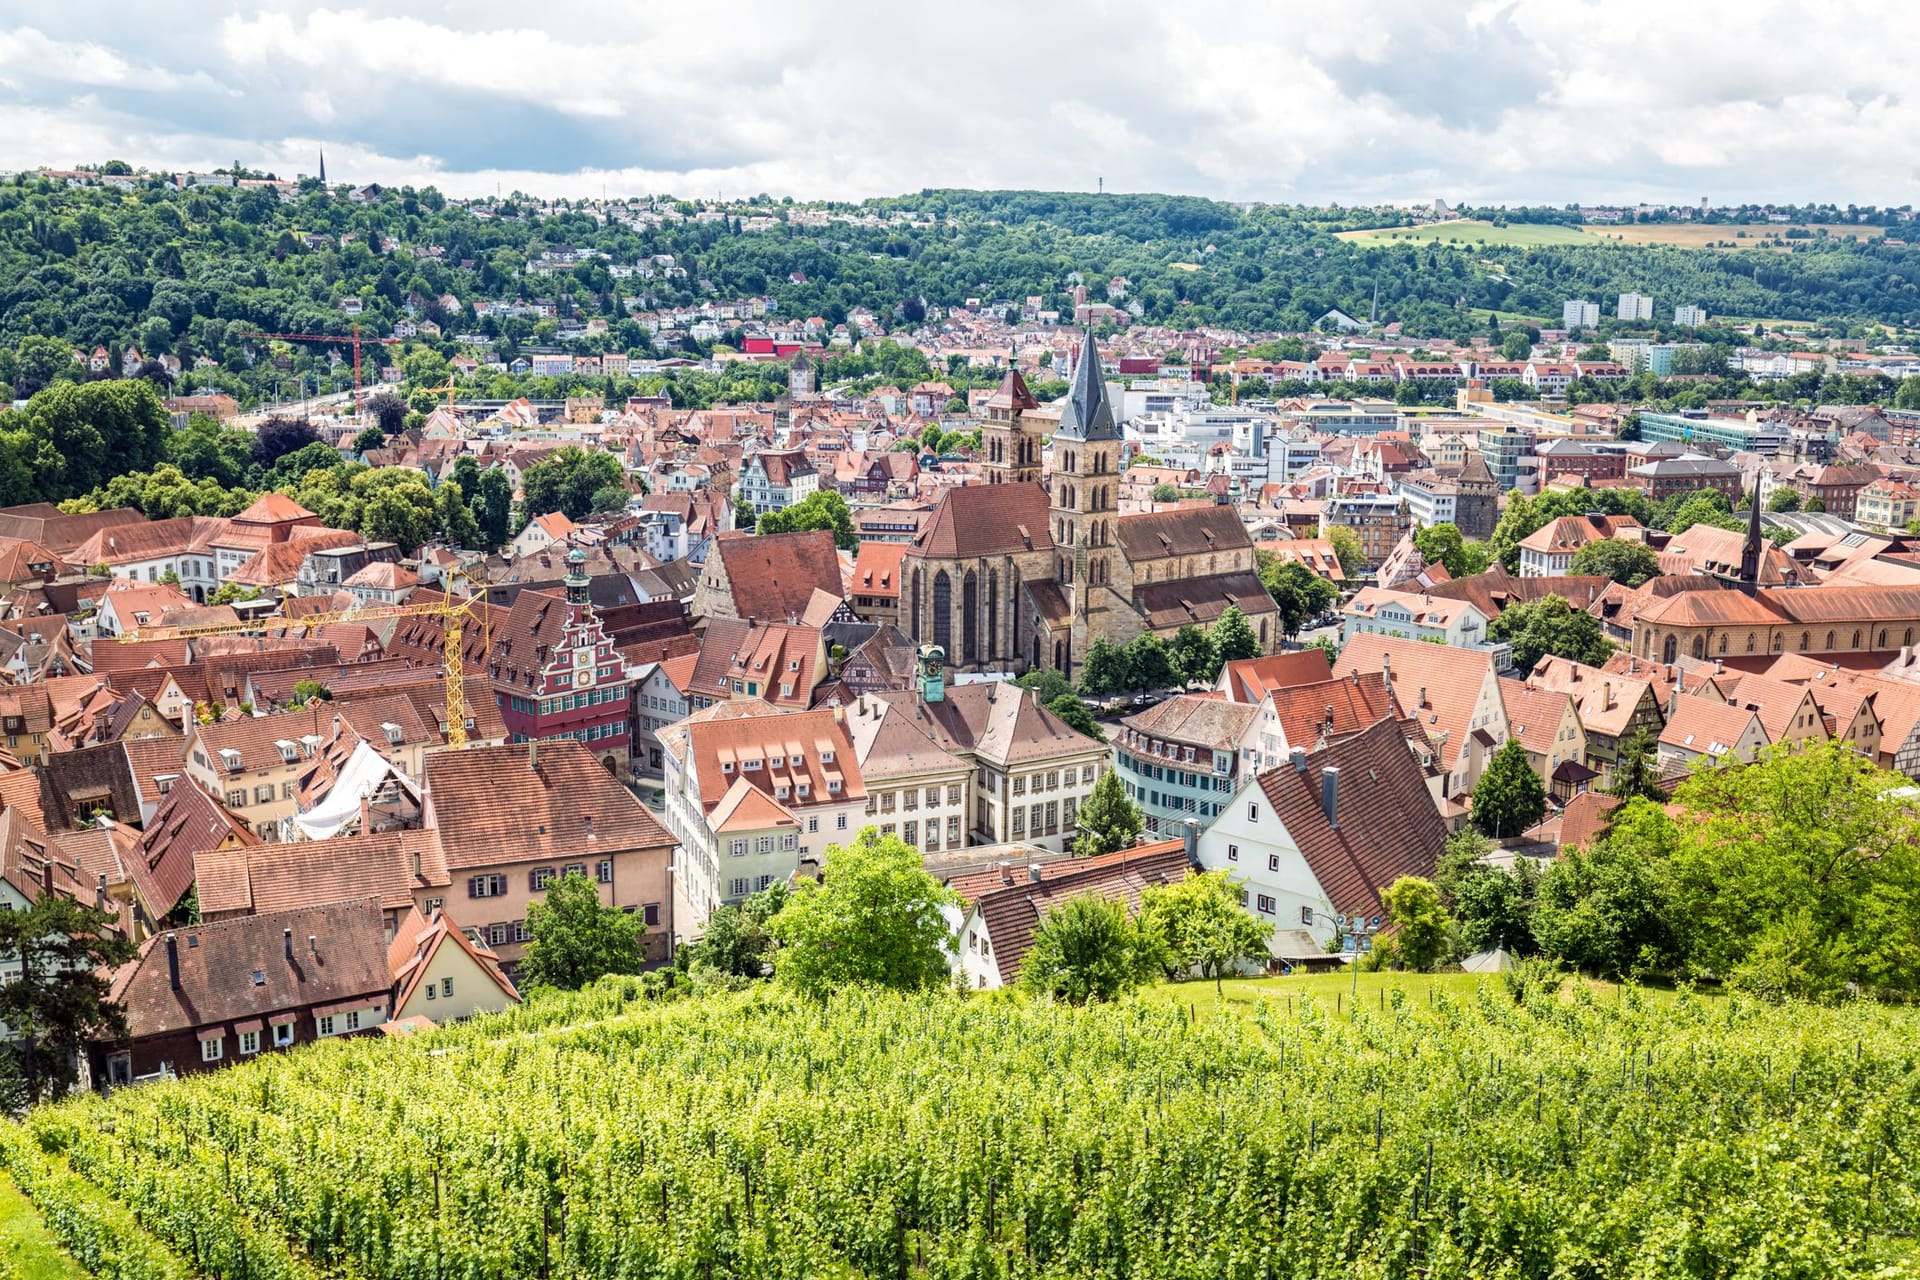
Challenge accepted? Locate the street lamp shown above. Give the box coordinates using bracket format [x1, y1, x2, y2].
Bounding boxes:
[1341, 912, 1383, 1000]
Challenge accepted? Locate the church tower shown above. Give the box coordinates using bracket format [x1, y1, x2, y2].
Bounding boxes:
[1050, 329, 1121, 672]
[787, 350, 815, 400]
[1737, 475, 1764, 593]
[981, 367, 1040, 485]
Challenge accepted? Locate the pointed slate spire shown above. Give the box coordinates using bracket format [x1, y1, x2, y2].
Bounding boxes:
[1055, 328, 1116, 442]
[1739, 474, 1764, 589]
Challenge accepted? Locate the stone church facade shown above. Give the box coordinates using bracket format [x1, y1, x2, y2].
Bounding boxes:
[901, 332, 1279, 680]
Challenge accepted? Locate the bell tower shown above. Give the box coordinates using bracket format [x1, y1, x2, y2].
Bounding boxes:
[980, 367, 1040, 485]
[1049, 328, 1120, 592]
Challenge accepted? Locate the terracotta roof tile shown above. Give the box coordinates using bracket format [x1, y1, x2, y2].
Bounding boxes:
[425, 741, 673, 869]
[908, 483, 1052, 560]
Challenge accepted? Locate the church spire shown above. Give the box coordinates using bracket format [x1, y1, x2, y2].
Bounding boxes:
[1054, 327, 1116, 442]
[1738, 474, 1764, 591]
[318, 144, 326, 186]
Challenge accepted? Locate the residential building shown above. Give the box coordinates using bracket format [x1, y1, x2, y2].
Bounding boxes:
[1562, 300, 1599, 329]
[1320, 493, 1407, 570]
[1617, 293, 1654, 322]
[386, 905, 521, 1024]
[844, 692, 975, 857]
[1516, 515, 1643, 578]
[1114, 695, 1259, 837]
[94, 898, 391, 1086]
[1475, 425, 1538, 494]
[1659, 694, 1765, 769]
[631, 653, 695, 776]
[1340, 587, 1490, 647]
[693, 529, 845, 623]
[1498, 678, 1590, 798]
[1674, 304, 1708, 327]
[1856, 479, 1920, 532]
[1637, 413, 1788, 455]
[847, 542, 907, 626]
[739, 449, 819, 515]
[1626, 453, 1744, 502]
[1195, 715, 1447, 954]
[1527, 656, 1664, 781]
[949, 841, 1191, 990]
[1334, 634, 1510, 799]
[660, 703, 868, 920]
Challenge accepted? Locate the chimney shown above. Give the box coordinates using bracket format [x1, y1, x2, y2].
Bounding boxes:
[1289, 746, 1308, 773]
[1182, 816, 1199, 865]
[1417, 685, 1427, 709]
[308, 934, 318, 958]
[1603, 681, 1613, 711]
[528, 739, 538, 771]
[998, 860, 1012, 885]
[409, 849, 422, 880]
[359, 791, 372, 836]
[1320, 766, 1340, 827]
[1027, 864, 1043, 884]
[283, 927, 294, 963]
[95, 872, 109, 913]
[1714, 658, 1723, 674]
[165, 933, 180, 991]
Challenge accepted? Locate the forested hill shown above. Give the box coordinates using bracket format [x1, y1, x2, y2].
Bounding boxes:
[4, 172, 1920, 403]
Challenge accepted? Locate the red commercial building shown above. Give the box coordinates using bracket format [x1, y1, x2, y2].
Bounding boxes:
[491, 550, 633, 774]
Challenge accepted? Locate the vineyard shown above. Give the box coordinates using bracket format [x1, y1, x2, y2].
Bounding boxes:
[5, 977, 1919, 1279]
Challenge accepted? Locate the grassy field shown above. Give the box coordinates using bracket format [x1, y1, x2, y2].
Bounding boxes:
[1338, 219, 1888, 251]
[0, 1174, 85, 1280]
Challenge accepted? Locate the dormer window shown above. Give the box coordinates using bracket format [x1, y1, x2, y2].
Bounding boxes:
[381, 722, 404, 746]
[219, 748, 242, 773]
[827, 779, 842, 794]
[721, 761, 734, 774]
[820, 749, 835, 763]
[789, 753, 802, 767]
[275, 739, 298, 764]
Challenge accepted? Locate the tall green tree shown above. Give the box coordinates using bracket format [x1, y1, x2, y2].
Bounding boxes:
[472, 468, 514, 547]
[1487, 594, 1613, 673]
[1380, 876, 1453, 972]
[1258, 554, 1339, 639]
[434, 478, 483, 548]
[520, 446, 626, 523]
[754, 490, 857, 548]
[518, 871, 647, 992]
[1073, 770, 1143, 857]
[1607, 727, 1665, 802]
[1211, 605, 1262, 665]
[0, 894, 137, 1101]
[1168, 624, 1218, 686]
[1019, 893, 1161, 1005]
[1412, 523, 1492, 578]
[1532, 816, 1676, 979]
[766, 829, 957, 996]
[1044, 692, 1105, 743]
[1078, 639, 1130, 696]
[1123, 632, 1178, 690]
[1567, 538, 1661, 587]
[1323, 525, 1365, 577]
[1472, 739, 1547, 837]
[1138, 870, 1270, 994]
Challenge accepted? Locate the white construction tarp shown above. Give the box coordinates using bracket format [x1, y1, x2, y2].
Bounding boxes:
[293, 740, 422, 840]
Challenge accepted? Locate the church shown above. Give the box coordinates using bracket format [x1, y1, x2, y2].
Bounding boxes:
[900, 330, 1280, 679]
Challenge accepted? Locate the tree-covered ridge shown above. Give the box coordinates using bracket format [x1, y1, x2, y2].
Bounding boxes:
[6, 978, 1917, 1278]
[5, 174, 1920, 407]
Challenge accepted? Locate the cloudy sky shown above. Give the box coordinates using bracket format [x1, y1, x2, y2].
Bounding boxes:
[2, 1, 1917, 206]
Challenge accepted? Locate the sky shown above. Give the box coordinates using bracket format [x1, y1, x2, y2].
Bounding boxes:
[3, 1, 1919, 207]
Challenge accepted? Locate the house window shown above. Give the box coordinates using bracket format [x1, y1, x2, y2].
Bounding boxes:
[729, 839, 747, 857]
[1256, 894, 1275, 915]
[562, 863, 587, 880]
[644, 903, 661, 927]
[531, 867, 556, 890]
[1301, 906, 1315, 926]
[281, 781, 297, 800]
[513, 920, 532, 943]
[317, 1015, 337, 1037]
[808, 817, 818, 834]
[729, 878, 749, 897]
[425, 897, 443, 914]
[226, 789, 246, 808]
[441, 977, 453, 998]
[469, 874, 506, 898]
[346, 1010, 361, 1031]
[488, 923, 509, 946]
[1247, 803, 1259, 822]
[597, 859, 613, 884]
[756, 836, 774, 855]
[274, 1023, 294, 1048]
[239, 1031, 259, 1055]
[1012, 809, 1025, 835]
[1268, 854, 1280, 872]
[904, 820, 918, 844]
[1227, 843, 1239, 861]
[426, 983, 437, 1001]
[201, 1036, 223, 1062]
[836, 814, 847, 830]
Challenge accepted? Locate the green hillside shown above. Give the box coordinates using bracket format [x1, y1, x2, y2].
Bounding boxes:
[5, 975, 1916, 1278]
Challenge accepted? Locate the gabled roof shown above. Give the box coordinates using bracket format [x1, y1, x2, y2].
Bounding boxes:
[712, 530, 845, 621]
[110, 897, 390, 1040]
[1498, 678, 1579, 754]
[1263, 671, 1399, 747]
[1115, 506, 1251, 563]
[908, 483, 1052, 560]
[1254, 715, 1448, 921]
[1659, 694, 1763, 758]
[984, 369, 1038, 412]
[1220, 650, 1335, 703]
[971, 840, 1189, 984]
[1528, 655, 1657, 739]
[141, 780, 255, 914]
[1333, 633, 1498, 770]
[388, 905, 520, 1012]
[425, 741, 673, 869]
[1122, 694, 1257, 752]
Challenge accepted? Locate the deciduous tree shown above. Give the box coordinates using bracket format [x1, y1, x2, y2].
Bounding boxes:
[1019, 893, 1160, 1005]
[518, 871, 647, 992]
[1073, 770, 1142, 857]
[1487, 593, 1612, 673]
[767, 829, 957, 996]
[1471, 739, 1547, 837]
[1567, 538, 1661, 587]
[1138, 870, 1270, 995]
[0, 894, 137, 1100]
[1380, 875, 1452, 972]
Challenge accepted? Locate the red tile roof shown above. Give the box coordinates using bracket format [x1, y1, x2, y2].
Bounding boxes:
[908, 483, 1052, 559]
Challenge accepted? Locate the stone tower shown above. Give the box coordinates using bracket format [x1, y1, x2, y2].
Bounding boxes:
[787, 350, 814, 400]
[1050, 328, 1121, 673]
[1452, 450, 1498, 541]
[981, 367, 1040, 485]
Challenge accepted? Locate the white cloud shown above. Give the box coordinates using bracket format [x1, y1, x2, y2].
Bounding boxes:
[0, 2, 1918, 204]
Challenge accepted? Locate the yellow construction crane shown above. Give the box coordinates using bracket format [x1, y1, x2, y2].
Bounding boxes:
[117, 573, 492, 748]
[426, 375, 459, 414]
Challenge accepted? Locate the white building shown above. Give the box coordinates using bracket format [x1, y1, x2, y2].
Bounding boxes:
[1340, 587, 1490, 648]
[1674, 304, 1709, 327]
[1562, 300, 1600, 329]
[1617, 293, 1654, 322]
